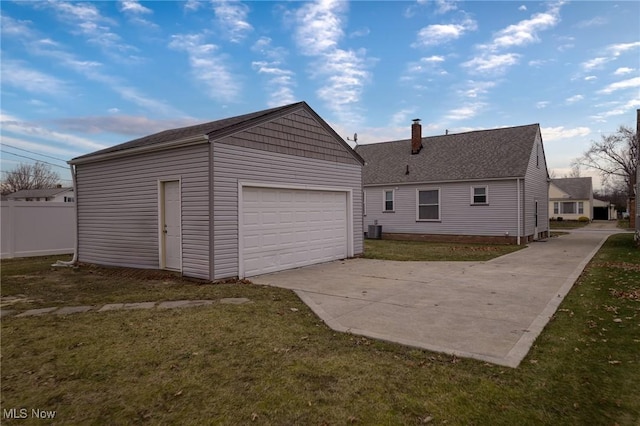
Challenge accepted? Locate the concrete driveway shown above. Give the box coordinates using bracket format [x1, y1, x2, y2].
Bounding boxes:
[251, 222, 626, 367]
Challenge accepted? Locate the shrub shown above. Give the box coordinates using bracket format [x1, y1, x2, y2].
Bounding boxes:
[578, 216, 590, 222]
[557, 217, 563, 221]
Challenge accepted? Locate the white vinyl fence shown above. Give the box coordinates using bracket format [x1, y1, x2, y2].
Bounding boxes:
[1, 201, 75, 259]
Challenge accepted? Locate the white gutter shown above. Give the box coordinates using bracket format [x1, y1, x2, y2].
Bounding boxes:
[69, 134, 209, 165]
[517, 178, 521, 245]
[53, 163, 78, 267]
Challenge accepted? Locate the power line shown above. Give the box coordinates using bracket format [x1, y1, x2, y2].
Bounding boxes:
[1, 143, 68, 163]
[0, 150, 70, 171]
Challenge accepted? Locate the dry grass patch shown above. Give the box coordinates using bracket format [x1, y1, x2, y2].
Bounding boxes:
[2, 236, 639, 424]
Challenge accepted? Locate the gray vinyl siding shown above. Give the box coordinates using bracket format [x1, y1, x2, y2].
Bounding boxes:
[364, 179, 520, 237]
[75, 143, 210, 279]
[217, 109, 360, 166]
[523, 131, 550, 236]
[212, 143, 363, 279]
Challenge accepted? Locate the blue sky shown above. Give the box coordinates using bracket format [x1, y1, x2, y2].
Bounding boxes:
[1, 0, 639, 189]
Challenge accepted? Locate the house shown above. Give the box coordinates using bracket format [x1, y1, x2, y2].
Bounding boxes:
[549, 177, 593, 220]
[355, 120, 549, 245]
[68, 102, 364, 280]
[6, 186, 74, 202]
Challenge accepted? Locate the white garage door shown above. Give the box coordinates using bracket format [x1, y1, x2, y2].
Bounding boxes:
[241, 187, 348, 277]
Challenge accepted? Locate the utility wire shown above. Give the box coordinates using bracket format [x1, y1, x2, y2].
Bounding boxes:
[0, 143, 68, 163]
[0, 150, 70, 170]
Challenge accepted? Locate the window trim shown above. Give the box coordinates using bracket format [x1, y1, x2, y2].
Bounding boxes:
[578, 201, 584, 215]
[416, 187, 441, 222]
[470, 185, 489, 205]
[553, 202, 559, 215]
[383, 189, 394, 212]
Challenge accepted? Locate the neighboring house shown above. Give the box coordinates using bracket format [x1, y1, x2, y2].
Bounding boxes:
[356, 121, 549, 245]
[6, 187, 74, 202]
[549, 177, 593, 220]
[69, 102, 364, 280]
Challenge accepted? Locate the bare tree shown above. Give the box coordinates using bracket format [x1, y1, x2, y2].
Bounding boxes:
[575, 125, 638, 198]
[1, 162, 61, 195]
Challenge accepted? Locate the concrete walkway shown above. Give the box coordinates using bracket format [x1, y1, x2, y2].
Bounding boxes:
[252, 222, 627, 367]
[0, 298, 251, 318]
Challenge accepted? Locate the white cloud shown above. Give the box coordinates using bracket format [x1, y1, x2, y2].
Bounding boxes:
[565, 94, 584, 104]
[518, 5, 527, 11]
[252, 61, 296, 107]
[412, 19, 477, 48]
[108, 108, 120, 114]
[349, 27, 370, 38]
[444, 103, 485, 121]
[462, 53, 520, 75]
[590, 97, 640, 122]
[435, 0, 457, 14]
[536, 101, 550, 109]
[294, 0, 373, 124]
[614, 67, 634, 75]
[463, 2, 563, 77]
[43, 1, 137, 55]
[184, 0, 202, 12]
[0, 112, 106, 151]
[607, 41, 640, 57]
[27, 40, 180, 116]
[542, 126, 591, 141]
[1, 60, 68, 95]
[487, 3, 561, 51]
[213, 0, 253, 43]
[584, 75, 597, 81]
[169, 33, 240, 102]
[575, 16, 607, 28]
[598, 77, 640, 95]
[0, 15, 34, 37]
[581, 57, 611, 71]
[251, 36, 287, 61]
[119, 1, 152, 14]
[390, 108, 417, 127]
[462, 80, 496, 98]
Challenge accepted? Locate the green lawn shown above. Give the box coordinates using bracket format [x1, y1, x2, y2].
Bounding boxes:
[1, 235, 639, 424]
[363, 239, 523, 261]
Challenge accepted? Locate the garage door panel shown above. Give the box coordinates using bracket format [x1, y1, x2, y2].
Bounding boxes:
[242, 187, 348, 277]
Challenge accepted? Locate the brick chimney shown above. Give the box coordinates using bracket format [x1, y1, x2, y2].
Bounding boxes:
[411, 118, 422, 154]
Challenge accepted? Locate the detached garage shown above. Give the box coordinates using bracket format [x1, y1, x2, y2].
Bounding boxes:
[69, 102, 363, 279]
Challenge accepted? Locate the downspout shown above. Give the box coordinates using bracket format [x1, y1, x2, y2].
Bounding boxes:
[517, 178, 521, 245]
[53, 163, 78, 267]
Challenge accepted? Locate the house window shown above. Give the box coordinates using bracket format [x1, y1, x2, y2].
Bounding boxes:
[471, 186, 488, 205]
[383, 190, 394, 212]
[561, 202, 576, 214]
[417, 189, 440, 221]
[578, 202, 584, 215]
[536, 144, 540, 168]
[554, 202, 559, 215]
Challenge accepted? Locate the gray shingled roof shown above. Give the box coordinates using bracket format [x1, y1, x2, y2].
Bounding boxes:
[355, 124, 540, 185]
[551, 177, 592, 199]
[6, 187, 73, 199]
[72, 102, 306, 161]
